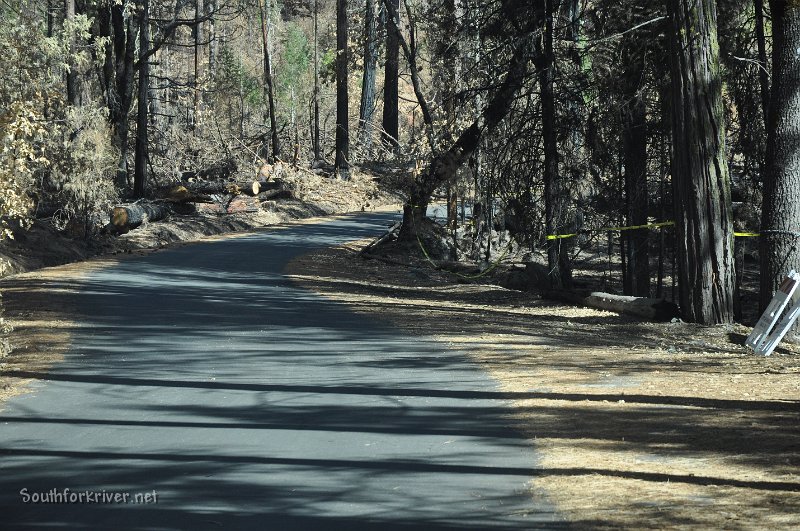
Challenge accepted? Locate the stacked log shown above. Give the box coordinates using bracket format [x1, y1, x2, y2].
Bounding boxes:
[110, 202, 172, 233]
[110, 166, 296, 232]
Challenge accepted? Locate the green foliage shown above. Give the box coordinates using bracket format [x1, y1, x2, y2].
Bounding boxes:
[215, 45, 263, 108]
[320, 48, 337, 84]
[277, 22, 311, 98]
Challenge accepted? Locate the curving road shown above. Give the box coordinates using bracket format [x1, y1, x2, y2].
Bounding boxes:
[0, 212, 564, 529]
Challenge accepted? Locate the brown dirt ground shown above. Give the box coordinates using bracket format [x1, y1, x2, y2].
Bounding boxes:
[287, 239, 800, 530]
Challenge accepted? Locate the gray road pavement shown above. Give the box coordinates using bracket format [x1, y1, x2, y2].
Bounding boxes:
[0, 212, 564, 529]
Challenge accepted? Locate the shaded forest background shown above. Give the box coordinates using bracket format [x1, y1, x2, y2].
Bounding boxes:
[0, 0, 798, 327]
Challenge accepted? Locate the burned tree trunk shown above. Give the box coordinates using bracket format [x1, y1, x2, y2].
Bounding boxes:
[398, 29, 537, 240]
[259, 0, 281, 161]
[620, 47, 650, 297]
[335, 0, 350, 178]
[382, 0, 400, 149]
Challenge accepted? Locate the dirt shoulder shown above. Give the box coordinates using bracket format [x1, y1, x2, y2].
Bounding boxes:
[287, 239, 800, 529]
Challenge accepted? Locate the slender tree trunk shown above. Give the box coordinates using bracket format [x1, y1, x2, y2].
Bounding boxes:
[259, 0, 280, 161]
[760, 2, 800, 323]
[107, 5, 138, 190]
[65, 0, 78, 106]
[335, 0, 350, 178]
[444, 0, 459, 237]
[133, 0, 150, 199]
[47, 0, 54, 37]
[382, 0, 400, 149]
[193, 0, 203, 126]
[313, 0, 322, 162]
[755, 0, 771, 125]
[358, 0, 378, 148]
[207, 0, 216, 74]
[621, 61, 650, 297]
[541, 0, 571, 289]
[665, 0, 736, 324]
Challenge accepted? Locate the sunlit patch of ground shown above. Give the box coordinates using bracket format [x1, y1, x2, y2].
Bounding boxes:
[288, 239, 800, 529]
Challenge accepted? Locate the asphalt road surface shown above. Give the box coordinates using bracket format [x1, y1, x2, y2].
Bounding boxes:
[1, 212, 564, 530]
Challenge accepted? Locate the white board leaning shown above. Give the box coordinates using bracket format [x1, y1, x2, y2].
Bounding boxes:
[746, 270, 800, 356]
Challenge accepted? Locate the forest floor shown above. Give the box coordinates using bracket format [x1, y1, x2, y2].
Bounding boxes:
[288, 239, 800, 529]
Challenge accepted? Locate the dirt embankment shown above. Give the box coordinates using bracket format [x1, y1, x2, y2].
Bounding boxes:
[0, 167, 400, 278]
[287, 239, 800, 530]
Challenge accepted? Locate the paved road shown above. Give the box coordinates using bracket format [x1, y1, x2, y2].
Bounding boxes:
[0, 212, 564, 530]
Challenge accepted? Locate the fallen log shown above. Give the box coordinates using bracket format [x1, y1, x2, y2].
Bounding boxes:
[156, 184, 213, 204]
[254, 179, 288, 192]
[195, 195, 261, 215]
[261, 189, 295, 201]
[110, 202, 172, 233]
[584, 292, 680, 321]
[181, 180, 263, 196]
[542, 290, 679, 321]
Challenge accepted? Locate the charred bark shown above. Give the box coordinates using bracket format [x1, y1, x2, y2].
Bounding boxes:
[335, 0, 350, 178]
[382, 0, 400, 149]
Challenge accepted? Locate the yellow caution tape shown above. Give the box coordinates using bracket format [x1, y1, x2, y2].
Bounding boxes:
[547, 221, 675, 241]
[547, 221, 761, 240]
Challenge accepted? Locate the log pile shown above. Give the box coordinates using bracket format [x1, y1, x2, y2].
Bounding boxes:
[110, 168, 296, 233]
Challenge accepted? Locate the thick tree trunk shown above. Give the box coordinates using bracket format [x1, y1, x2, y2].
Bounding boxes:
[760, 2, 800, 323]
[358, 0, 378, 148]
[666, 0, 736, 324]
[133, 0, 150, 199]
[382, 0, 400, 149]
[259, 0, 280, 161]
[541, 0, 571, 289]
[335, 0, 350, 178]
